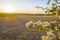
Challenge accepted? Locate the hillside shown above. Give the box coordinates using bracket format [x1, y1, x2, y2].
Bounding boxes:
[0, 14, 60, 40]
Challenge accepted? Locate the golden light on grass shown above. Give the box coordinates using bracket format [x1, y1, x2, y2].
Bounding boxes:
[2, 4, 14, 13]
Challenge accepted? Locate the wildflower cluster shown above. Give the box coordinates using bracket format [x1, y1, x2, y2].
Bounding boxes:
[26, 20, 60, 39]
[26, 21, 60, 31]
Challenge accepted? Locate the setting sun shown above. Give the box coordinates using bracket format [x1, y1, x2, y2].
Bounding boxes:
[2, 4, 14, 13]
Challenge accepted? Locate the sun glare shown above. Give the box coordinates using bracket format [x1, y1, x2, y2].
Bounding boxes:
[2, 4, 14, 13]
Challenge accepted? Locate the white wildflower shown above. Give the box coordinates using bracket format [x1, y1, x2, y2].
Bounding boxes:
[43, 21, 50, 27]
[50, 21, 57, 23]
[55, 27, 59, 31]
[33, 23, 36, 27]
[47, 30, 55, 37]
[26, 21, 34, 28]
[53, 21, 57, 23]
[36, 20, 42, 25]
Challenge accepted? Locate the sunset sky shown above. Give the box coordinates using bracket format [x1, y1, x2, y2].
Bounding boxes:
[0, 0, 53, 13]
